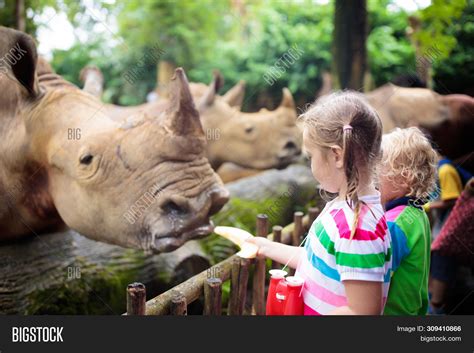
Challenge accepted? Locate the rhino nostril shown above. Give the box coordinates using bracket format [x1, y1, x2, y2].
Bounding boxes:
[208, 189, 229, 215]
[283, 141, 297, 150]
[162, 199, 188, 215]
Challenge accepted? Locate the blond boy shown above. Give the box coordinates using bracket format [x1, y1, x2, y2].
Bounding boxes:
[379, 127, 437, 315]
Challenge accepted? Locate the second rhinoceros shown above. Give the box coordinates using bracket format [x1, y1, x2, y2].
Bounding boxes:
[80, 68, 302, 171]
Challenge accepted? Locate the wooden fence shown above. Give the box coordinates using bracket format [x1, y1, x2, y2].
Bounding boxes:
[125, 207, 321, 315]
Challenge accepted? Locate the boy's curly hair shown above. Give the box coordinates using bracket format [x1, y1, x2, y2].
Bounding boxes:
[381, 127, 438, 199]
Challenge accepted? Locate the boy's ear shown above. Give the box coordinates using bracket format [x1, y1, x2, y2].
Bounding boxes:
[330, 145, 344, 168]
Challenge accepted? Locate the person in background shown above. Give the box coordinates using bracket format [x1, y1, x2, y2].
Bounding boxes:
[425, 153, 472, 314]
[379, 127, 437, 315]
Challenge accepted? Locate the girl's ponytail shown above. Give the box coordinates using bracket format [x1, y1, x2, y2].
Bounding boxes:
[342, 122, 361, 239]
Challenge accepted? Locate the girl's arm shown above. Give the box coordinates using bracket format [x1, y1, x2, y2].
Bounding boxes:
[245, 237, 304, 269]
[329, 280, 383, 315]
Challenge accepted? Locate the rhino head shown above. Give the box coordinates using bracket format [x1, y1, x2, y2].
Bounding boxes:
[194, 73, 302, 170]
[0, 27, 229, 253]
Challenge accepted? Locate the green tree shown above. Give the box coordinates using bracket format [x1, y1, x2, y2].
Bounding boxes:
[190, 0, 334, 109]
[433, 0, 474, 94]
[366, 0, 415, 87]
[0, 0, 57, 35]
[115, 0, 232, 68]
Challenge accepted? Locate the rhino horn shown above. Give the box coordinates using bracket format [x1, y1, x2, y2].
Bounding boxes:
[279, 88, 295, 109]
[198, 70, 224, 109]
[222, 80, 246, 109]
[79, 65, 104, 98]
[0, 26, 41, 99]
[166, 67, 204, 136]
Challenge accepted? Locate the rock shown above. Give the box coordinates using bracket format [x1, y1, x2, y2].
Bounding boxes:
[0, 231, 210, 314]
[225, 164, 316, 201]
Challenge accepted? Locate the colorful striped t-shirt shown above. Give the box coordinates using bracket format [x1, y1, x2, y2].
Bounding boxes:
[295, 194, 392, 315]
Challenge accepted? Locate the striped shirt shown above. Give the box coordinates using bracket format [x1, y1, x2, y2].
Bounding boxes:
[295, 194, 392, 315]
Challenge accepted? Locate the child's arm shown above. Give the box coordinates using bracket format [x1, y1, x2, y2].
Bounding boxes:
[424, 198, 457, 211]
[329, 280, 383, 315]
[245, 237, 304, 269]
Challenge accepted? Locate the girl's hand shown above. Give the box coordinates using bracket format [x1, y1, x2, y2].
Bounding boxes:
[245, 237, 272, 258]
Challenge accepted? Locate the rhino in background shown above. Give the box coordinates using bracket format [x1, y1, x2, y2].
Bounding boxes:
[188, 74, 246, 110]
[0, 27, 229, 253]
[190, 72, 302, 170]
[81, 66, 302, 172]
[80, 65, 246, 108]
[79, 65, 103, 99]
[314, 73, 473, 166]
[365, 84, 474, 164]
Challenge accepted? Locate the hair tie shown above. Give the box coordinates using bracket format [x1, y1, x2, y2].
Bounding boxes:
[343, 124, 353, 131]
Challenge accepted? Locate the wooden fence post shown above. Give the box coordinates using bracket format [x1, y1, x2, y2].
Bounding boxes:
[252, 214, 268, 315]
[204, 278, 222, 315]
[308, 207, 320, 229]
[170, 290, 187, 315]
[292, 211, 304, 246]
[126, 282, 146, 315]
[228, 257, 250, 315]
[271, 225, 282, 269]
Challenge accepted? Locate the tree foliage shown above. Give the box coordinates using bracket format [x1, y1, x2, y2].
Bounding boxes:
[25, 0, 472, 107]
[432, 0, 474, 94]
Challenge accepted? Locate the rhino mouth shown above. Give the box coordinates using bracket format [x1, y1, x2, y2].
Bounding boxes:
[150, 220, 215, 253]
[276, 154, 299, 169]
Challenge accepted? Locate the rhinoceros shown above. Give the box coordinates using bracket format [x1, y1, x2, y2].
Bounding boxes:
[190, 72, 302, 170]
[80, 65, 246, 108]
[80, 67, 302, 171]
[365, 84, 474, 163]
[0, 27, 229, 253]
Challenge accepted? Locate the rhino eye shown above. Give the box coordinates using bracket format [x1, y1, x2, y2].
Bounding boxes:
[245, 126, 254, 134]
[79, 154, 94, 165]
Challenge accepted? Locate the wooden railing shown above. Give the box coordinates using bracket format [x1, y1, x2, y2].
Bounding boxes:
[125, 207, 321, 315]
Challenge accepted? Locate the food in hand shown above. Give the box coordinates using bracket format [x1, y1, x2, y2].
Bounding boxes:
[213, 226, 259, 258]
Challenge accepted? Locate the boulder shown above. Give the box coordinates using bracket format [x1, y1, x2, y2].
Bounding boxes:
[0, 232, 210, 314]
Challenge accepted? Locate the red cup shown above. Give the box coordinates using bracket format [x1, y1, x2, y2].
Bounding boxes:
[282, 276, 304, 315]
[266, 269, 287, 315]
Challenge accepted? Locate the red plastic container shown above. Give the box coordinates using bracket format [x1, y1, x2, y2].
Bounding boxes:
[282, 276, 304, 315]
[266, 270, 287, 315]
[266, 271, 304, 316]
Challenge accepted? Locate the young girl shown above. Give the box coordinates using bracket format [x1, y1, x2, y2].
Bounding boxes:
[247, 92, 392, 315]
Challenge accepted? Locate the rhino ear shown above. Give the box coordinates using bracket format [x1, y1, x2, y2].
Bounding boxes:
[279, 88, 295, 109]
[166, 67, 204, 136]
[222, 80, 246, 109]
[198, 70, 224, 109]
[0, 27, 41, 99]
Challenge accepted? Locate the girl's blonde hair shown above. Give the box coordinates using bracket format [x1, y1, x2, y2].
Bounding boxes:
[300, 91, 383, 238]
[381, 127, 438, 199]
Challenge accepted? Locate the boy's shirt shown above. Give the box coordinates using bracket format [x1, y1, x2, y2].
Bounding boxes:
[383, 197, 431, 315]
[438, 163, 462, 201]
[426, 160, 464, 238]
